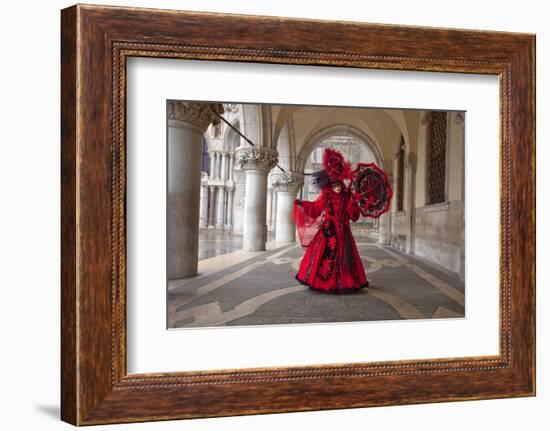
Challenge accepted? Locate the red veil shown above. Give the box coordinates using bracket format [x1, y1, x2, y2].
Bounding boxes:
[294, 195, 323, 249]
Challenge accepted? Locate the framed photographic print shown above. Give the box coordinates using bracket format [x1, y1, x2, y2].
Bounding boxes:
[61, 4, 536, 425]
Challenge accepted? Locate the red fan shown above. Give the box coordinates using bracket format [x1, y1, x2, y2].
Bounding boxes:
[351, 163, 393, 219]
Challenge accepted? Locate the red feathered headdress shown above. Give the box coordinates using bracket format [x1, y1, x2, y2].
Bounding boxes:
[322, 148, 352, 185]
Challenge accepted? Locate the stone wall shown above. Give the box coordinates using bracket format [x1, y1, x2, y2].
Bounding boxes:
[391, 212, 408, 252]
[350, 220, 378, 238]
[414, 199, 464, 274]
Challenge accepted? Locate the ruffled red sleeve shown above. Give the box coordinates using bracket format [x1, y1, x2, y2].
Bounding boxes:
[300, 194, 325, 218]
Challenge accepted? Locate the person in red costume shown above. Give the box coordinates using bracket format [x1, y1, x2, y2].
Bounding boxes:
[294, 148, 369, 294]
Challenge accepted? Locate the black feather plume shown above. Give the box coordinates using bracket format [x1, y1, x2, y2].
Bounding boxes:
[311, 170, 330, 191]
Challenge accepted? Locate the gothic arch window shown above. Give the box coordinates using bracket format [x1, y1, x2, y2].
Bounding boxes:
[397, 136, 405, 212]
[426, 111, 448, 205]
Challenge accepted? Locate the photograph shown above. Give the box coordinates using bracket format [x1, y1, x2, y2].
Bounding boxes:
[167, 101, 466, 328]
[53, 2, 536, 426]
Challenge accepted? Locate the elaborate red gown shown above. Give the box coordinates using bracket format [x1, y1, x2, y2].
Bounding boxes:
[294, 188, 368, 294]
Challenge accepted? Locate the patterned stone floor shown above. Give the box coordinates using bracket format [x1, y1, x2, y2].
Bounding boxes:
[169, 236, 465, 328]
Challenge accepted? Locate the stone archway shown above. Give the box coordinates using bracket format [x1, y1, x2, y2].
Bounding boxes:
[383, 109, 411, 153]
[297, 124, 383, 173]
[295, 124, 383, 242]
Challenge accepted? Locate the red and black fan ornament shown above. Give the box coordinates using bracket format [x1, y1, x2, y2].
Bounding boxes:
[351, 163, 393, 219]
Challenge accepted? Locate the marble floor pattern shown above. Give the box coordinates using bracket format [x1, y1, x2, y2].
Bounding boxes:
[168, 238, 465, 328]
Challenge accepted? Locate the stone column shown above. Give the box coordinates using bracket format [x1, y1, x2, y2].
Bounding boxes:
[199, 182, 209, 229]
[209, 152, 215, 177]
[391, 158, 398, 216]
[226, 187, 234, 230]
[208, 185, 216, 228]
[378, 213, 391, 245]
[232, 170, 245, 234]
[236, 146, 278, 251]
[215, 186, 225, 228]
[270, 188, 278, 231]
[210, 152, 216, 179]
[228, 153, 234, 181]
[167, 101, 224, 279]
[222, 188, 228, 226]
[220, 152, 228, 181]
[271, 172, 304, 243]
[389, 156, 399, 248]
[212, 152, 218, 179]
[378, 175, 393, 245]
[266, 186, 273, 231]
[406, 153, 417, 254]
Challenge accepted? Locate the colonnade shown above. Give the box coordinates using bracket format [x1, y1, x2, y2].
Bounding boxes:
[208, 151, 234, 183]
[167, 102, 399, 280]
[199, 150, 235, 230]
[199, 185, 235, 229]
[198, 145, 305, 253]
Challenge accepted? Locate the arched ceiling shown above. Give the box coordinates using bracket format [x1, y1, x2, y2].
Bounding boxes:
[273, 105, 406, 165]
[237, 103, 423, 175]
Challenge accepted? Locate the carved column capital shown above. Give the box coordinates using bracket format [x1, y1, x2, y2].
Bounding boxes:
[235, 146, 278, 173]
[167, 101, 224, 133]
[269, 172, 304, 193]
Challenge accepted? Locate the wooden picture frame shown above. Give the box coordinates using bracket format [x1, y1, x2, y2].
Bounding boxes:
[61, 4, 536, 425]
